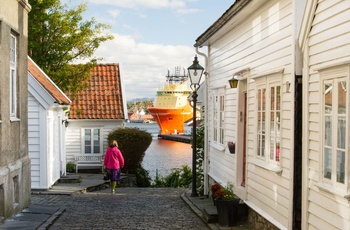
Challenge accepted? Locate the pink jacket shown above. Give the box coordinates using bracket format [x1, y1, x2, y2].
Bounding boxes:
[103, 146, 124, 170]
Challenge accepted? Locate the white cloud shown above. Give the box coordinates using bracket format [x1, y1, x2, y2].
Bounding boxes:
[94, 33, 202, 100]
[88, 0, 186, 9]
[176, 8, 201, 14]
[107, 9, 120, 18]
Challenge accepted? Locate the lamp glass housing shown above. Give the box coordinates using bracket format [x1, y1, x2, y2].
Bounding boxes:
[187, 56, 204, 88]
[228, 78, 239, 88]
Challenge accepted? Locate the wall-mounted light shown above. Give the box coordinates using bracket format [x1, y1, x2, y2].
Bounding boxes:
[228, 74, 240, 89]
[286, 81, 291, 93]
[62, 119, 69, 128]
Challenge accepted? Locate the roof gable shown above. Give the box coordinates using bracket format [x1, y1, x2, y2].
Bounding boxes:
[27, 57, 71, 105]
[67, 64, 125, 120]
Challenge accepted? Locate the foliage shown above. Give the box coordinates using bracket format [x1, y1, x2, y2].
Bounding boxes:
[107, 127, 152, 174]
[213, 183, 236, 200]
[66, 162, 74, 172]
[135, 165, 152, 187]
[210, 183, 222, 194]
[28, 0, 114, 97]
[190, 106, 205, 195]
[152, 165, 192, 188]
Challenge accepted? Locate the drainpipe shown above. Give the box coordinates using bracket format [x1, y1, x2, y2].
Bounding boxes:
[195, 46, 209, 196]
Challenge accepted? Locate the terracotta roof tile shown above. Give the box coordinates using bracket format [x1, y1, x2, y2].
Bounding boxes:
[28, 57, 71, 105]
[67, 64, 125, 120]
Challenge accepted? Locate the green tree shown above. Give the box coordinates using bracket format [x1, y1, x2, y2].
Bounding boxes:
[28, 0, 114, 97]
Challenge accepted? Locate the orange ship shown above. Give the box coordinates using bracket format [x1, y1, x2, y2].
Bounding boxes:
[148, 67, 193, 134]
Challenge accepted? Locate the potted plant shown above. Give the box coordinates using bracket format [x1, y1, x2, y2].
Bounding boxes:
[215, 183, 240, 227]
[227, 141, 235, 154]
[66, 162, 75, 173]
[210, 183, 222, 205]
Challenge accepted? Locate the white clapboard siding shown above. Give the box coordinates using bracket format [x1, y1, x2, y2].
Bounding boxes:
[28, 93, 42, 189]
[206, 0, 295, 228]
[65, 120, 124, 160]
[301, 0, 350, 229]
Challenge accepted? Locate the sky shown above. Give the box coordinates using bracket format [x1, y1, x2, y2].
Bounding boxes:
[64, 0, 234, 101]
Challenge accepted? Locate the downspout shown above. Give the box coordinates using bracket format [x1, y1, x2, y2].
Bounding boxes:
[195, 46, 209, 195]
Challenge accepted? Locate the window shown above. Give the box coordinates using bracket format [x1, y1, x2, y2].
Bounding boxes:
[212, 89, 225, 145]
[84, 128, 101, 154]
[256, 78, 281, 165]
[10, 34, 17, 118]
[323, 77, 347, 186]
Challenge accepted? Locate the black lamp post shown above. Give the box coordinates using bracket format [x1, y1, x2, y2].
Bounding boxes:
[187, 55, 204, 197]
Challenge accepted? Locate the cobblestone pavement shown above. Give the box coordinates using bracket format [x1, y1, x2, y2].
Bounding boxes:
[31, 187, 210, 230]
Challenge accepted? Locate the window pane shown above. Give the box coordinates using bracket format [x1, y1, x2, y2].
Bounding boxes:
[338, 81, 346, 114]
[262, 89, 266, 110]
[93, 129, 100, 154]
[276, 86, 281, 110]
[10, 70, 16, 115]
[325, 116, 332, 146]
[324, 83, 332, 114]
[336, 150, 345, 184]
[324, 147, 332, 179]
[337, 117, 345, 149]
[85, 129, 91, 154]
[270, 87, 275, 110]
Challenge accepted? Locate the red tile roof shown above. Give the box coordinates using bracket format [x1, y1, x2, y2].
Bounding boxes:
[28, 57, 71, 105]
[67, 64, 125, 120]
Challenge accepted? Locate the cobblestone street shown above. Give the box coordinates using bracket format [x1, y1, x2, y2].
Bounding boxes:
[31, 187, 209, 229]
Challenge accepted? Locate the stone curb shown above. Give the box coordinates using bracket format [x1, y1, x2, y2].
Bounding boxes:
[181, 191, 220, 230]
[37, 207, 66, 230]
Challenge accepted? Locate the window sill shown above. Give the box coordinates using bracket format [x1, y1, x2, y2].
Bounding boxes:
[10, 118, 20, 122]
[253, 159, 283, 175]
[315, 183, 350, 201]
[211, 142, 225, 152]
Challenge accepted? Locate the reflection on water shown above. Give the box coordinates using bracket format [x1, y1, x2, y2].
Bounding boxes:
[125, 122, 192, 180]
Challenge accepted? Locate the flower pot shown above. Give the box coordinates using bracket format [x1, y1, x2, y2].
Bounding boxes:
[229, 147, 235, 154]
[216, 199, 239, 227]
[227, 142, 235, 154]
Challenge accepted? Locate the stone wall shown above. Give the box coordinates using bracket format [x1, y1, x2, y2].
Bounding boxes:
[248, 208, 280, 230]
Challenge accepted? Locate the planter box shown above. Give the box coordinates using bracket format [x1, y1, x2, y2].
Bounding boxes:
[216, 199, 239, 227]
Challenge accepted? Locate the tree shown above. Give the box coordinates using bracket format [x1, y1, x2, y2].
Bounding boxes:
[28, 0, 114, 96]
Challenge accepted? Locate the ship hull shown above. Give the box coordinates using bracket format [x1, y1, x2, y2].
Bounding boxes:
[148, 106, 192, 134]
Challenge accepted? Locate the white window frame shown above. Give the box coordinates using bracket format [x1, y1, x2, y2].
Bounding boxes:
[10, 34, 17, 119]
[212, 88, 225, 148]
[254, 76, 281, 167]
[320, 67, 349, 191]
[82, 127, 103, 155]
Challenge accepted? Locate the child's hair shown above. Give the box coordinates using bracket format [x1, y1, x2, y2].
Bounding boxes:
[109, 140, 118, 147]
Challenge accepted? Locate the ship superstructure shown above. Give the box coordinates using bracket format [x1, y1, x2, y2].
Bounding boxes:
[148, 67, 193, 134]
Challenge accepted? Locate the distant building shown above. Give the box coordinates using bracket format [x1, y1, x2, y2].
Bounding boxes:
[0, 0, 32, 222]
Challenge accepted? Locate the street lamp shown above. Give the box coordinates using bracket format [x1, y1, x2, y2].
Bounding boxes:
[187, 55, 204, 197]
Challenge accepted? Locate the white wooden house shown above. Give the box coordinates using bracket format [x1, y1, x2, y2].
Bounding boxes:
[194, 0, 305, 229]
[28, 57, 71, 190]
[65, 64, 127, 172]
[299, 1, 350, 229]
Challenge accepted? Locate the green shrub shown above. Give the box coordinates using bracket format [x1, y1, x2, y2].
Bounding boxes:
[152, 165, 192, 188]
[135, 165, 152, 187]
[107, 127, 152, 174]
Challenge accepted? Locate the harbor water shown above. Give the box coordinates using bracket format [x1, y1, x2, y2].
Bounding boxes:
[125, 122, 192, 181]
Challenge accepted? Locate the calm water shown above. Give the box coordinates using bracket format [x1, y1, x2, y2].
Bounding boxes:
[125, 122, 192, 181]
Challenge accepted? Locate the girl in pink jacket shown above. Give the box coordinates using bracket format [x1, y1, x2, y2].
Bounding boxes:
[103, 140, 124, 194]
